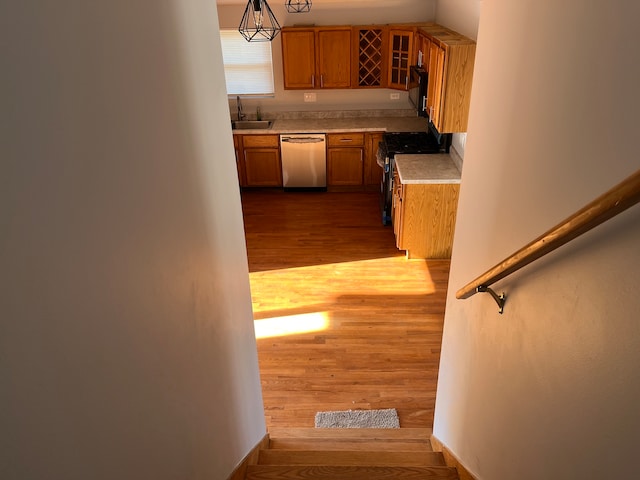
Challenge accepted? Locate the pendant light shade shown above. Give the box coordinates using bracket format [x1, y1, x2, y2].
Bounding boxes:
[285, 0, 312, 13]
[239, 0, 281, 42]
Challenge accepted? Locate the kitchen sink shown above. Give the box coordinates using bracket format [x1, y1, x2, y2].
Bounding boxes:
[231, 120, 273, 130]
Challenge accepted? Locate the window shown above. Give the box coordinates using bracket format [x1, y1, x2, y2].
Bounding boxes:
[220, 29, 275, 96]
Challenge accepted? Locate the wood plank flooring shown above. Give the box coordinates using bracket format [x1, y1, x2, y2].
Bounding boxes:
[241, 190, 450, 429]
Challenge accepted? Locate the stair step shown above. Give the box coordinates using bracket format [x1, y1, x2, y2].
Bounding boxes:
[258, 449, 446, 466]
[246, 465, 459, 480]
[268, 428, 433, 451]
[268, 427, 432, 440]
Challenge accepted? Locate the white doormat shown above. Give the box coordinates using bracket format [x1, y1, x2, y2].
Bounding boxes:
[314, 408, 400, 428]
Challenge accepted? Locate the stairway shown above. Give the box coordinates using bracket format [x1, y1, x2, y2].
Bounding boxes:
[246, 427, 459, 480]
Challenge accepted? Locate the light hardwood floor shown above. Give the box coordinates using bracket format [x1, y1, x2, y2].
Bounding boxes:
[241, 190, 450, 429]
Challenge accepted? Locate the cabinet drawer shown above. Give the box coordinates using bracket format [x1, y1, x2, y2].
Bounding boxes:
[242, 135, 279, 148]
[327, 132, 365, 147]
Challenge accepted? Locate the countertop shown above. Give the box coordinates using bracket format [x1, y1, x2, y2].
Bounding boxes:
[232, 116, 429, 134]
[394, 154, 461, 184]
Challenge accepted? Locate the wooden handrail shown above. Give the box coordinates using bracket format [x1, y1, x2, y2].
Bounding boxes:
[457, 169, 640, 307]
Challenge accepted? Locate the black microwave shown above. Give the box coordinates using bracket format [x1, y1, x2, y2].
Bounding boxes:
[408, 66, 428, 117]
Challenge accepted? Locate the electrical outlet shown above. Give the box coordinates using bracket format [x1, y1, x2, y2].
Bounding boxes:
[390, 93, 400, 100]
[303, 92, 316, 102]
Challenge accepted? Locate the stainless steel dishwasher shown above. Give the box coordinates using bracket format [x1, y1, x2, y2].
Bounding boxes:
[280, 134, 326, 190]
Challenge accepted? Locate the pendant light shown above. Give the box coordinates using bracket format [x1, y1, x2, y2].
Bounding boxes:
[285, 0, 312, 13]
[239, 0, 281, 42]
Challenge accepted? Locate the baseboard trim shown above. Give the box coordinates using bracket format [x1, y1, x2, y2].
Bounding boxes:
[226, 433, 269, 480]
[430, 434, 478, 480]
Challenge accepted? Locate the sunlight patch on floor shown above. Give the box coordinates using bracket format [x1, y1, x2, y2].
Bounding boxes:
[254, 311, 331, 339]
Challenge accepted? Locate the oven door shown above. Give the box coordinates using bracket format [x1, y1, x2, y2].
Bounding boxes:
[379, 153, 394, 226]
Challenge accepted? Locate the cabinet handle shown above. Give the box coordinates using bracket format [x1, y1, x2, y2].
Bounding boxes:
[340, 138, 353, 142]
[405, 75, 409, 90]
[320, 74, 324, 88]
[312, 75, 315, 87]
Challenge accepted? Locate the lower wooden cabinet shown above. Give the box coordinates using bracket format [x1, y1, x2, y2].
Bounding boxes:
[393, 169, 459, 259]
[327, 132, 365, 186]
[238, 134, 282, 187]
[244, 150, 282, 187]
[233, 134, 245, 186]
[364, 132, 384, 187]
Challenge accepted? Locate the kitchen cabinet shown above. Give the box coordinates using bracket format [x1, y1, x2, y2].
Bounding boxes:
[387, 29, 414, 90]
[364, 132, 384, 188]
[233, 134, 246, 186]
[426, 42, 445, 129]
[414, 30, 431, 68]
[392, 166, 460, 259]
[282, 27, 351, 89]
[420, 24, 476, 133]
[241, 134, 282, 187]
[353, 26, 388, 88]
[281, 29, 315, 89]
[327, 132, 364, 186]
[392, 168, 404, 243]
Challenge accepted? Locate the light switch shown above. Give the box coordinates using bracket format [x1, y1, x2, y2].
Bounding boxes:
[303, 92, 317, 102]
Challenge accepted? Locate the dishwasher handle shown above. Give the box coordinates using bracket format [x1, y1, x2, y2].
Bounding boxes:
[281, 136, 325, 144]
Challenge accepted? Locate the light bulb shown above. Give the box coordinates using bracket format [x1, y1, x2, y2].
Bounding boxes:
[253, 10, 263, 28]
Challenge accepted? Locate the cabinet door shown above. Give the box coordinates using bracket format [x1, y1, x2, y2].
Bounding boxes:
[364, 132, 384, 186]
[401, 184, 460, 259]
[317, 29, 351, 88]
[282, 29, 316, 89]
[388, 29, 414, 90]
[353, 26, 387, 88]
[327, 148, 363, 185]
[427, 42, 445, 129]
[416, 32, 431, 69]
[392, 170, 405, 248]
[244, 149, 282, 187]
[233, 134, 245, 186]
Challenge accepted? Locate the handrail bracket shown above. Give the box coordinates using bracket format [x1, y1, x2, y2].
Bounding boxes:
[477, 285, 506, 314]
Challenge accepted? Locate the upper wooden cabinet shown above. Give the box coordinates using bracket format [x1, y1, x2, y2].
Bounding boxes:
[280, 23, 476, 132]
[414, 30, 431, 68]
[387, 29, 414, 90]
[281, 29, 316, 89]
[420, 24, 476, 133]
[353, 26, 388, 88]
[282, 27, 351, 89]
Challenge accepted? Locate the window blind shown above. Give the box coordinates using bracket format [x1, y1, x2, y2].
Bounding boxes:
[220, 30, 275, 96]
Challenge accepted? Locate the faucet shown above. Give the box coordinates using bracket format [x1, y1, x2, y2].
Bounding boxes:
[237, 96, 246, 121]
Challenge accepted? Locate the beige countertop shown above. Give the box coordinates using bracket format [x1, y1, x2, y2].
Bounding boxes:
[395, 154, 461, 184]
[233, 116, 429, 134]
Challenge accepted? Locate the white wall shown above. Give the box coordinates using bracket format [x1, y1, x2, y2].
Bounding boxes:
[1, 2, 265, 479]
[435, 0, 483, 158]
[435, 0, 481, 40]
[434, 1, 640, 479]
[217, 0, 436, 114]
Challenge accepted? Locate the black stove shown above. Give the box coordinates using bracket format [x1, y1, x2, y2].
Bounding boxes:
[382, 131, 442, 155]
[377, 131, 451, 225]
